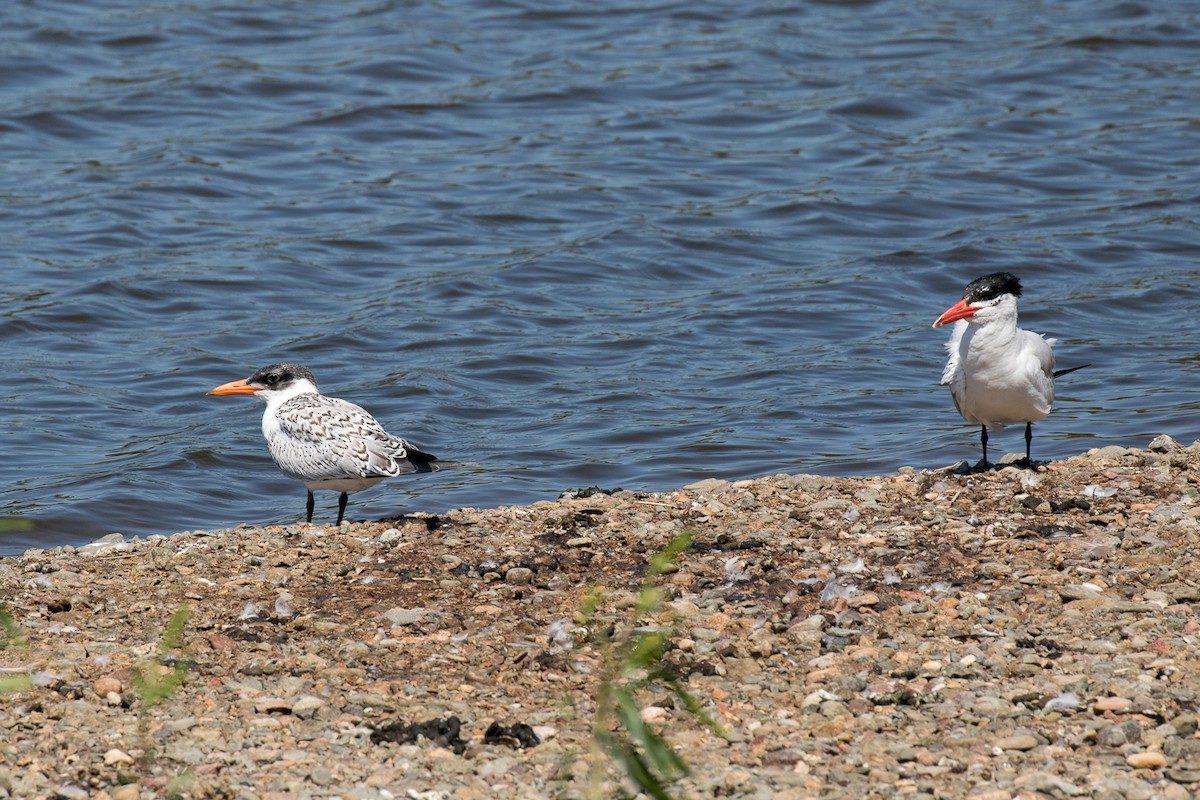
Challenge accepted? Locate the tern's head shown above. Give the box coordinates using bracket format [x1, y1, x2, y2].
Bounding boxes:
[932, 271, 1022, 328]
[208, 362, 319, 402]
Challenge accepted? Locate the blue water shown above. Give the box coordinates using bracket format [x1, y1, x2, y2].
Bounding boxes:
[2, 0, 1198, 555]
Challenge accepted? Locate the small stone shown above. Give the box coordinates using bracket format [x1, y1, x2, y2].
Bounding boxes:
[1170, 713, 1199, 737]
[1147, 435, 1182, 453]
[505, 567, 534, 585]
[639, 706, 669, 723]
[1059, 584, 1103, 602]
[1126, 751, 1166, 769]
[273, 592, 294, 618]
[847, 592, 879, 608]
[378, 528, 403, 544]
[1097, 720, 1141, 747]
[291, 695, 325, 720]
[1150, 505, 1185, 523]
[253, 697, 293, 715]
[477, 755, 517, 781]
[382, 607, 431, 627]
[1094, 696, 1133, 713]
[1167, 767, 1200, 783]
[1015, 772, 1083, 796]
[794, 614, 828, 631]
[93, 676, 122, 697]
[110, 786, 140, 800]
[103, 749, 134, 766]
[968, 791, 1011, 800]
[77, 533, 130, 557]
[978, 561, 1013, 578]
[1096, 775, 1156, 800]
[994, 734, 1040, 751]
[683, 478, 728, 492]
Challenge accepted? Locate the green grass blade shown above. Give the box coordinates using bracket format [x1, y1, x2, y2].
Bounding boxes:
[133, 604, 192, 709]
[159, 605, 190, 653]
[614, 687, 687, 779]
[658, 672, 724, 734]
[596, 731, 674, 800]
[646, 532, 693, 580]
[623, 629, 667, 672]
[0, 674, 34, 693]
[0, 605, 26, 649]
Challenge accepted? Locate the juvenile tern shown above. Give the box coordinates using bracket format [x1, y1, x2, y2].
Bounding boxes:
[208, 362, 451, 525]
[932, 272, 1087, 468]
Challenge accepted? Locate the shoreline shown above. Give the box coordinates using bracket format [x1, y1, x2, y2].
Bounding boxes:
[2, 438, 1199, 799]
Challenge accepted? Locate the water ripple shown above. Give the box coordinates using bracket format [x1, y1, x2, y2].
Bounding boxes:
[0, 0, 1197, 554]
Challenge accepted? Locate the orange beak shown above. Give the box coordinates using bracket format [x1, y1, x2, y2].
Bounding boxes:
[932, 299, 977, 328]
[207, 378, 261, 397]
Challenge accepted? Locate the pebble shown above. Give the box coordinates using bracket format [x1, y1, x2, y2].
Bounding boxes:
[1147, 435, 1182, 453]
[1059, 584, 1104, 601]
[504, 567, 534, 585]
[291, 695, 325, 719]
[1126, 751, 1167, 769]
[1097, 720, 1142, 747]
[994, 734, 1041, 751]
[102, 749, 134, 766]
[382, 606, 432, 627]
[1094, 696, 1134, 713]
[253, 697, 294, 715]
[3, 442, 1200, 799]
[1015, 772, 1084, 796]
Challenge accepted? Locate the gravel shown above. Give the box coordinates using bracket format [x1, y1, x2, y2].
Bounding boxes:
[2, 438, 1200, 799]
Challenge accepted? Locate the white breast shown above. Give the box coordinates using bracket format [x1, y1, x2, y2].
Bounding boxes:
[944, 320, 1055, 429]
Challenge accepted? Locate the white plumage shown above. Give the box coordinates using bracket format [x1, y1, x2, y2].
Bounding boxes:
[209, 363, 443, 524]
[933, 272, 1083, 468]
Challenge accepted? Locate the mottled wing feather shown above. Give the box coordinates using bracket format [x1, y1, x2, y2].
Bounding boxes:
[269, 395, 435, 482]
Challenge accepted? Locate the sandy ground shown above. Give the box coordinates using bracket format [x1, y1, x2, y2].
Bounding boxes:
[3, 438, 1200, 800]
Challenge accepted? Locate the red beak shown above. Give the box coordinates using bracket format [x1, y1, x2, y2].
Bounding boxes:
[932, 299, 976, 328]
[207, 378, 261, 397]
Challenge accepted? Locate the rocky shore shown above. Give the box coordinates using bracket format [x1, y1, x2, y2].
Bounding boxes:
[3, 438, 1200, 800]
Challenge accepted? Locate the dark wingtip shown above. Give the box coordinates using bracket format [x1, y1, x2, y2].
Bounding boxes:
[1053, 364, 1090, 379]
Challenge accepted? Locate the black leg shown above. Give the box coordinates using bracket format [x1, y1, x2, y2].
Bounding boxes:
[1025, 421, 1033, 464]
[336, 492, 348, 526]
[979, 425, 989, 468]
[306, 490, 314, 523]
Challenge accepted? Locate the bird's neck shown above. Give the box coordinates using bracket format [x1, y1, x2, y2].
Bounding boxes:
[260, 379, 320, 410]
[961, 314, 1020, 359]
